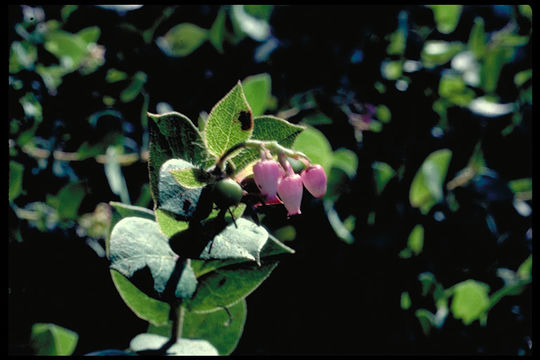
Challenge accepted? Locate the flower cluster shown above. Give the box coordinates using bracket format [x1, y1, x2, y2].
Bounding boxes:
[253, 151, 327, 216]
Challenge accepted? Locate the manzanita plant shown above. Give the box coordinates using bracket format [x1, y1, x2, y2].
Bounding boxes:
[103, 81, 326, 355]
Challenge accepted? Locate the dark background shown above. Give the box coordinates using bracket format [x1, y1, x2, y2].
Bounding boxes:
[8, 5, 533, 355]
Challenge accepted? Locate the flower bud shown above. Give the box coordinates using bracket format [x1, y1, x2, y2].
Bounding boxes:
[253, 160, 283, 202]
[301, 164, 327, 198]
[278, 172, 303, 216]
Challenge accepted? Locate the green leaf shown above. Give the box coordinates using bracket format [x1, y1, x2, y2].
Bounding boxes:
[148, 112, 213, 205]
[9, 40, 37, 73]
[331, 148, 358, 179]
[231, 5, 271, 42]
[109, 217, 198, 300]
[468, 17, 486, 58]
[157, 23, 208, 57]
[155, 209, 190, 238]
[421, 41, 464, 67]
[293, 125, 333, 174]
[170, 167, 212, 189]
[149, 300, 247, 355]
[372, 161, 396, 195]
[43, 29, 88, 69]
[429, 5, 463, 34]
[9, 161, 24, 202]
[110, 269, 170, 326]
[209, 8, 226, 53]
[415, 309, 435, 335]
[46, 182, 86, 220]
[186, 260, 279, 313]
[439, 73, 475, 106]
[31, 323, 78, 356]
[481, 46, 508, 94]
[450, 280, 490, 325]
[76, 26, 100, 44]
[232, 115, 305, 173]
[104, 146, 131, 204]
[410, 149, 452, 214]
[204, 81, 253, 158]
[517, 255, 532, 281]
[242, 73, 272, 117]
[408, 224, 424, 255]
[120, 71, 147, 103]
[400, 291, 411, 310]
[514, 69, 532, 88]
[130, 333, 218, 355]
[107, 202, 154, 256]
[508, 178, 532, 194]
[381, 60, 402, 80]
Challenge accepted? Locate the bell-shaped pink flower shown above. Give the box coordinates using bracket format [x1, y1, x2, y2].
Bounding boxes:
[277, 164, 303, 216]
[301, 164, 327, 198]
[253, 159, 283, 202]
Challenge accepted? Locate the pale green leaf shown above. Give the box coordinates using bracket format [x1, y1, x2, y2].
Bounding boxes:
[9, 161, 24, 202]
[157, 23, 208, 57]
[109, 217, 198, 300]
[130, 333, 218, 355]
[209, 8, 226, 53]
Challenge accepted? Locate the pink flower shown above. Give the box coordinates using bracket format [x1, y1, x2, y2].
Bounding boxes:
[301, 164, 327, 198]
[253, 159, 283, 202]
[277, 163, 303, 216]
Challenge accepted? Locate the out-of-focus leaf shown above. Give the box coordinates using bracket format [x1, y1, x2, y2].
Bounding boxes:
[120, 71, 147, 103]
[429, 5, 463, 34]
[324, 200, 354, 244]
[381, 60, 402, 80]
[517, 255, 532, 281]
[242, 73, 272, 117]
[375, 104, 391, 123]
[372, 161, 395, 195]
[400, 291, 411, 310]
[231, 5, 271, 42]
[468, 97, 514, 117]
[331, 148, 358, 179]
[46, 182, 86, 221]
[157, 23, 208, 57]
[410, 149, 452, 214]
[9, 161, 24, 202]
[468, 17, 486, 58]
[208, 8, 226, 53]
[438, 72, 475, 106]
[31, 323, 78, 356]
[514, 69, 532, 87]
[450, 280, 490, 325]
[481, 46, 512, 94]
[293, 125, 333, 174]
[105, 146, 131, 204]
[408, 224, 424, 255]
[9, 41, 37, 73]
[415, 309, 435, 335]
[421, 41, 464, 67]
[129, 333, 218, 355]
[106, 68, 128, 83]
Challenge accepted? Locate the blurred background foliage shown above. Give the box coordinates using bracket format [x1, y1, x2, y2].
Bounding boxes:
[9, 5, 532, 355]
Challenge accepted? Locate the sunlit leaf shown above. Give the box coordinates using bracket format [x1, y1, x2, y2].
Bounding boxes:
[293, 125, 333, 174]
[209, 8, 226, 53]
[129, 333, 218, 355]
[204, 81, 253, 158]
[242, 73, 272, 117]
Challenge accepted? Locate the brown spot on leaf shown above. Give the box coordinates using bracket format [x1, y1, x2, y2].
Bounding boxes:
[237, 110, 253, 131]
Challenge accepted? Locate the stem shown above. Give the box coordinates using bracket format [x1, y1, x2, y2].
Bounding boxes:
[215, 140, 311, 172]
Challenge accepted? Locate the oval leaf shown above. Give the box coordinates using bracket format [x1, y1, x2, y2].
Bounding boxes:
[204, 81, 253, 158]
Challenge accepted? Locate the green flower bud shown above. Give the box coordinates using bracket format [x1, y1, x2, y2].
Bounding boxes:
[212, 178, 243, 208]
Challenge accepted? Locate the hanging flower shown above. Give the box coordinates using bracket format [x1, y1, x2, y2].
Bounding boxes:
[301, 164, 327, 198]
[253, 159, 283, 202]
[277, 161, 303, 216]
